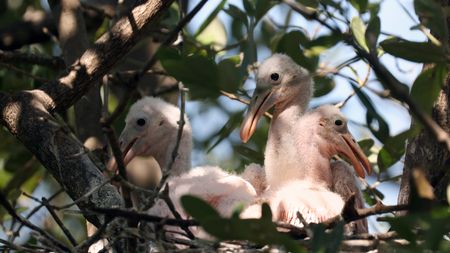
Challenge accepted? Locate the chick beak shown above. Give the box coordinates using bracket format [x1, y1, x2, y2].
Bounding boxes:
[335, 133, 372, 178]
[240, 89, 277, 143]
[106, 137, 138, 174]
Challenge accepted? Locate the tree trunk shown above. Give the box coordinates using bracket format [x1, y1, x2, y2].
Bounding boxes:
[398, 0, 450, 206]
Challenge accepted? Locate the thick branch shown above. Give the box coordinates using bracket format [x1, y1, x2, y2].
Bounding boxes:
[0, 0, 175, 226]
[50, 0, 106, 150]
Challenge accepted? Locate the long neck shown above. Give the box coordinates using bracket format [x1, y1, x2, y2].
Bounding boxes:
[265, 84, 318, 188]
[265, 126, 333, 189]
[156, 127, 192, 177]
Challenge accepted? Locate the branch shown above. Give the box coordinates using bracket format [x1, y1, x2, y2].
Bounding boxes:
[0, 50, 65, 68]
[0, 191, 70, 252]
[0, 0, 175, 226]
[90, 207, 199, 227]
[42, 197, 78, 247]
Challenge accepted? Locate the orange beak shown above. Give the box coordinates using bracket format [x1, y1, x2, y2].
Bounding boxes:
[335, 133, 372, 178]
[240, 90, 277, 143]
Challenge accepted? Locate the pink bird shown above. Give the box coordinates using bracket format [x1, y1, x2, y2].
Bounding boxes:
[104, 97, 257, 240]
[242, 106, 371, 228]
[240, 54, 371, 233]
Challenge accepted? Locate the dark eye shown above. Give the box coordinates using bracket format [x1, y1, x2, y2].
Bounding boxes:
[270, 73, 279, 81]
[136, 118, 146, 126]
[334, 119, 343, 126]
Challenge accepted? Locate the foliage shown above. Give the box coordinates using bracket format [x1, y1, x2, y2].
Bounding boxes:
[0, 0, 449, 252]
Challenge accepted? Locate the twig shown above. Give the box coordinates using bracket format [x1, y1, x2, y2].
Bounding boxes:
[0, 191, 71, 252]
[166, 83, 187, 174]
[54, 178, 113, 210]
[42, 197, 78, 247]
[11, 189, 64, 241]
[344, 202, 409, 223]
[160, 185, 195, 239]
[102, 125, 133, 208]
[0, 50, 65, 68]
[220, 90, 273, 119]
[0, 62, 49, 83]
[76, 218, 111, 252]
[132, 0, 209, 86]
[0, 238, 44, 253]
[89, 207, 199, 227]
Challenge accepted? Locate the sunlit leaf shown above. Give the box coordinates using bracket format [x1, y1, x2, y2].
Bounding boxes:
[380, 38, 446, 63]
[411, 64, 447, 114]
[196, 18, 227, 50]
[194, 0, 227, 37]
[350, 16, 368, 52]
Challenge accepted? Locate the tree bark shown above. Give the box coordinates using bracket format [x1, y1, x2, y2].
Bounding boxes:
[0, 0, 174, 225]
[50, 0, 106, 150]
[398, 0, 450, 206]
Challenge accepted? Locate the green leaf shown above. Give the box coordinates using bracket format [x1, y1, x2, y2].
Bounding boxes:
[377, 128, 420, 172]
[297, 0, 319, 8]
[234, 144, 264, 164]
[350, 16, 368, 52]
[414, 0, 448, 45]
[217, 56, 244, 93]
[349, 0, 368, 13]
[350, 83, 390, 142]
[243, 0, 256, 16]
[255, 0, 274, 22]
[358, 138, 375, 156]
[194, 0, 227, 37]
[365, 16, 380, 52]
[276, 30, 318, 71]
[157, 47, 220, 99]
[313, 75, 335, 97]
[196, 18, 227, 50]
[181, 196, 305, 253]
[207, 112, 243, 153]
[180, 195, 221, 219]
[310, 222, 344, 253]
[380, 38, 446, 63]
[411, 64, 447, 114]
[225, 5, 248, 27]
[306, 33, 343, 49]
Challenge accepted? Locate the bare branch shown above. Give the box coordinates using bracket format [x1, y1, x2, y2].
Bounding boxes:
[42, 197, 78, 247]
[0, 50, 65, 68]
[0, 191, 71, 252]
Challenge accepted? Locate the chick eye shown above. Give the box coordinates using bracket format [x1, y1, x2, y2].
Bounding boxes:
[334, 119, 343, 126]
[270, 73, 280, 81]
[136, 118, 146, 126]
